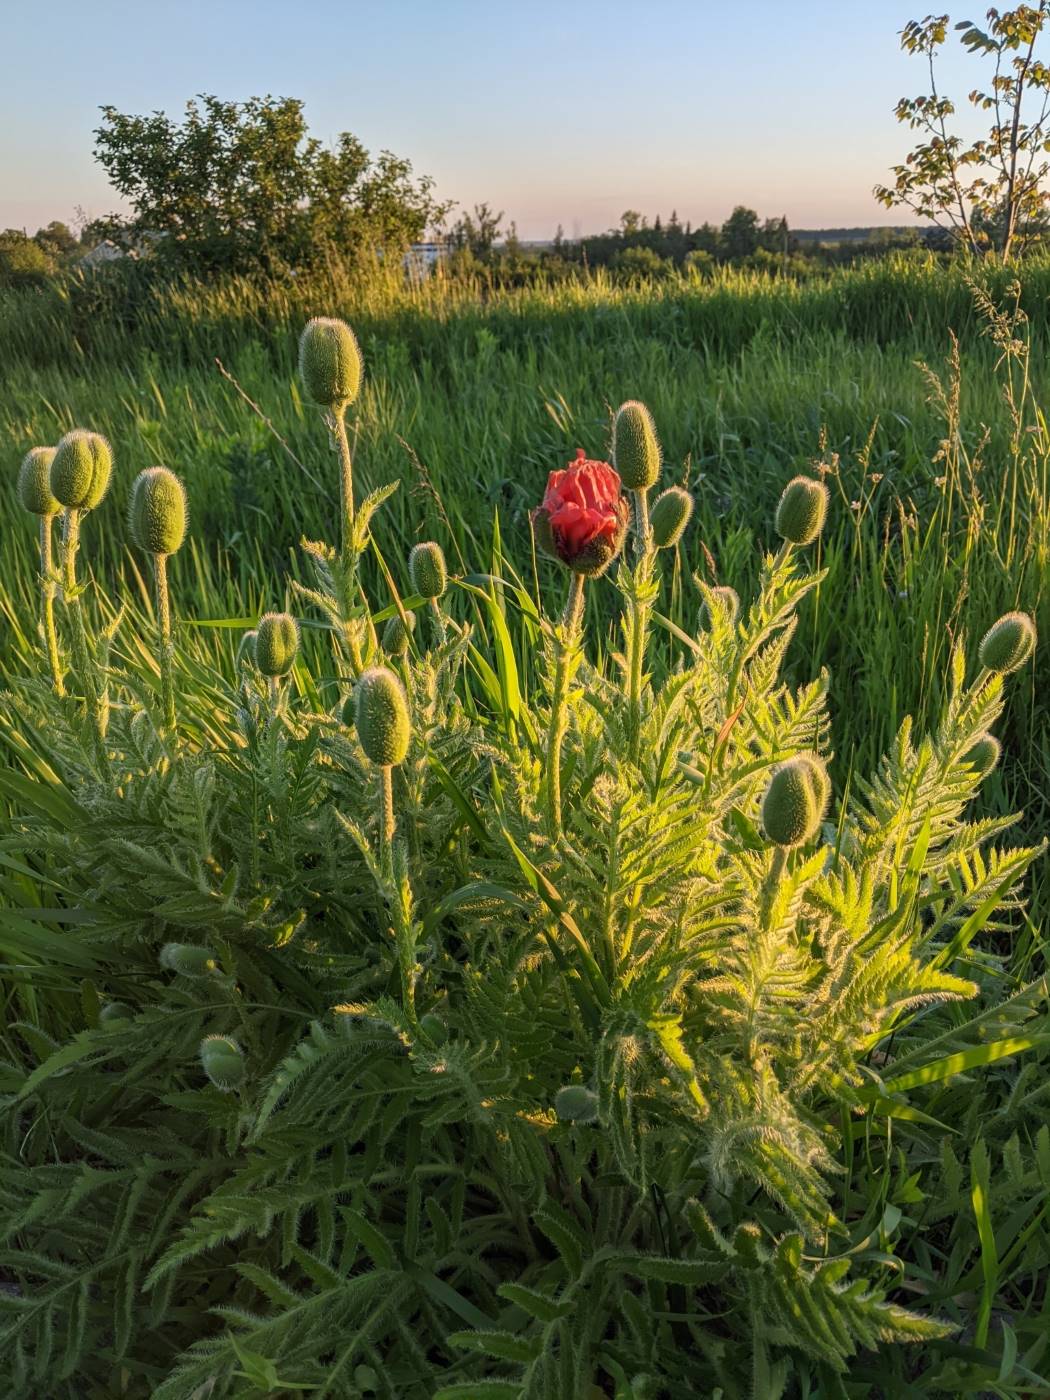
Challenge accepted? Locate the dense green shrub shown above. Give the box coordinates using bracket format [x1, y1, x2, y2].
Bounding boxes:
[0, 322, 1046, 1397]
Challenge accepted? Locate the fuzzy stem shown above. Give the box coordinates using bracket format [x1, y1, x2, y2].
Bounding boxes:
[632, 487, 651, 556]
[39, 516, 63, 695]
[154, 553, 176, 732]
[545, 572, 585, 839]
[379, 766, 396, 877]
[61, 507, 105, 756]
[332, 404, 355, 556]
[628, 551, 655, 763]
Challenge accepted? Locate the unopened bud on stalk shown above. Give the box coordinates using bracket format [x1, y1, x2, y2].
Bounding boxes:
[650, 486, 693, 548]
[409, 542, 448, 600]
[383, 610, 416, 657]
[612, 400, 661, 491]
[418, 1012, 448, 1045]
[129, 466, 187, 556]
[355, 666, 411, 766]
[236, 629, 258, 669]
[255, 612, 299, 677]
[979, 611, 1036, 675]
[50, 429, 113, 511]
[200, 1035, 245, 1091]
[298, 317, 363, 408]
[699, 585, 740, 631]
[964, 733, 1001, 776]
[18, 447, 59, 516]
[775, 475, 828, 547]
[99, 1001, 134, 1024]
[555, 1084, 599, 1124]
[761, 754, 828, 848]
[159, 943, 219, 977]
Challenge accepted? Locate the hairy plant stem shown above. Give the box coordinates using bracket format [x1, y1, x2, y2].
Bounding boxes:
[39, 516, 63, 695]
[154, 553, 176, 731]
[632, 487, 651, 556]
[545, 571, 585, 839]
[331, 403, 355, 556]
[627, 484, 654, 762]
[379, 766, 396, 877]
[61, 508, 106, 761]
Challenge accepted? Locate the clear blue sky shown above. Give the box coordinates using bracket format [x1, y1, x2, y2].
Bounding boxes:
[2, 1, 988, 240]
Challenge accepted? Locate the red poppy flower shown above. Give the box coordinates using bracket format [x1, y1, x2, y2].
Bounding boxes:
[533, 449, 629, 576]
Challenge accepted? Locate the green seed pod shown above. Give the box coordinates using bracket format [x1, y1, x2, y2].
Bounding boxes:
[699, 585, 740, 631]
[775, 475, 829, 547]
[18, 446, 59, 516]
[255, 612, 299, 677]
[356, 667, 411, 766]
[50, 429, 113, 511]
[236, 629, 258, 669]
[159, 942, 218, 977]
[200, 1034, 245, 1091]
[612, 400, 661, 491]
[761, 757, 822, 848]
[298, 317, 363, 408]
[650, 486, 693, 548]
[383, 610, 416, 657]
[979, 611, 1036, 675]
[554, 1084, 599, 1124]
[99, 1001, 134, 1024]
[964, 733, 1001, 776]
[128, 466, 187, 556]
[409, 542, 448, 600]
[418, 1012, 448, 1045]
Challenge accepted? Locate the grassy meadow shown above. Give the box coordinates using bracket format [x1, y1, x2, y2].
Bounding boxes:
[3, 253, 1048, 917]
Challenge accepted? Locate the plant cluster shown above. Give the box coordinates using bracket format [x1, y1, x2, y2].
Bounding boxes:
[0, 317, 1045, 1398]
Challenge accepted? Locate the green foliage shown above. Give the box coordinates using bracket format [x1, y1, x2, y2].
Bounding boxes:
[0, 231, 56, 289]
[1, 321, 1045, 1396]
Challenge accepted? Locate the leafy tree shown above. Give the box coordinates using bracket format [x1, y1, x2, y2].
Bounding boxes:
[720, 205, 760, 258]
[875, 5, 1050, 261]
[0, 230, 56, 287]
[447, 202, 505, 260]
[34, 221, 78, 257]
[92, 94, 449, 275]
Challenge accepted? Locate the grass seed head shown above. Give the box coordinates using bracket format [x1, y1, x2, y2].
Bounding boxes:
[18, 446, 59, 516]
[775, 475, 829, 547]
[979, 611, 1036, 674]
[255, 612, 299, 677]
[129, 466, 188, 556]
[612, 400, 661, 490]
[355, 666, 411, 767]
[298, 317, 363, 408]
[50, 429, 113, 511]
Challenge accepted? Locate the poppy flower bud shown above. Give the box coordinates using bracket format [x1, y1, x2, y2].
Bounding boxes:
[50, 429, 113, 511]
[554, 1085, 599, 1124]
[340, 690, 356, 729]
[612, 400, 661, 491]
[236, 629, 258, 669]
[761, 755, 827, 848]
[99, 1001, 134, 1024]
[355, 666, 411, 766]
[255, 612, 299, 677]
[200, 1034, 245, 1091]
[979, 611, 1036, 674]
[650, 486, 693, 548]
[409, 542, 448, 600]
[18, 446, 59, 516]
[159, 943, 219, 977]
[775, 475, 828, 547]
[418, 1012, 448, 1045]
[383, 610, 416, 656]
[129, 466, 188, 556]
[964, 733, 1001, 776]
[298, 317, 363, 408]
[699, 585, 740, 631]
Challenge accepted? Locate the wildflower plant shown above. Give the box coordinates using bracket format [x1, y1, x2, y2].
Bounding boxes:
[0, 317, 1045, 1398]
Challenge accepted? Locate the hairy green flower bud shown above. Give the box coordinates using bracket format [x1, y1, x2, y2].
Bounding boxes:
[50, 429, 113, 511]
[612, 400, 661, 491]
[298, 317, 363, 408]
[979, 611, 1036, 675]
[383, 610, 416, 657]
[554, 1084, 599, 1124]
[159, 943, 219, 977]
[796, 753, 831, 822]
[255, 612, 299, 677]
[409, 542, 448, 600]
[355, 667, 411, 767]
[18, 446, 59, 516]
[761, 756, 825, 848]
[650, 486, 693, 548]
[964, 733, 1001, 776]
[236, 629, 258, 669]
[128, 466, 187, 556]
[699, 585, 740, 631]
[418, 1012, 448, 1045]
[775, 475, 829, 547]
[200, 1034, 245, 1091]
[99, 1001, 134, 1024]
